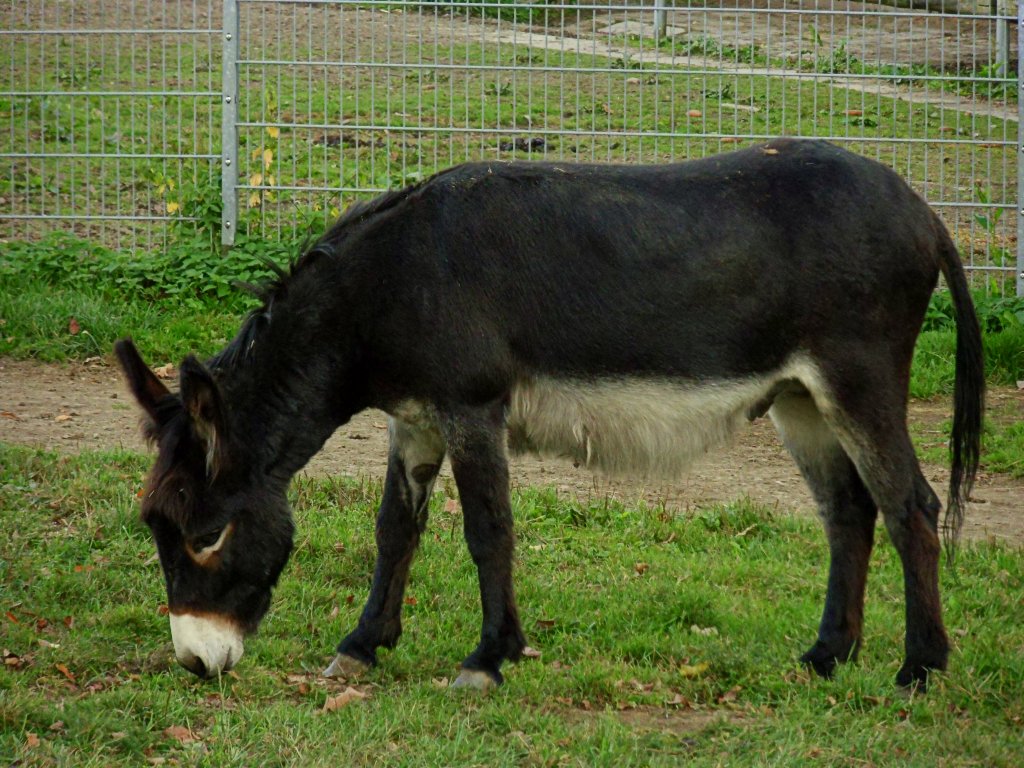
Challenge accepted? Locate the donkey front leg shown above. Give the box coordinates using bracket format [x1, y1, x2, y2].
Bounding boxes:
[326, 417, 445, 678]
[444, 406, 527, 689]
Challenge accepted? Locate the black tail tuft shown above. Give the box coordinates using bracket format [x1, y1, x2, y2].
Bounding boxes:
[936, 227, 984, 562]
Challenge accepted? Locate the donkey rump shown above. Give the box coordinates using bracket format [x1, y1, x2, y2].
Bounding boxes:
[117, 138, 983, 689]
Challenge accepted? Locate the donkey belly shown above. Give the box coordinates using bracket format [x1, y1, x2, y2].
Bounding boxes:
[506, 359, 823, 478]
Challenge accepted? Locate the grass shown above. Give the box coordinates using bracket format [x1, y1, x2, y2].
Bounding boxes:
[0, 274, 241, 364]
[912, 401, 1024, 480]
[1, 444, 1022, 766]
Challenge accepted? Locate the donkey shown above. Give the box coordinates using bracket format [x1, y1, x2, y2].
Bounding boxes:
[117, 138, 983, 690]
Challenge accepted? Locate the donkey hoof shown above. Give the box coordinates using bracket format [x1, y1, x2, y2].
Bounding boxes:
[450, 668, 498, 691]
[896, 663, 938, 692]
[800, 647, 839, 679]
[323, 653, 370, 679]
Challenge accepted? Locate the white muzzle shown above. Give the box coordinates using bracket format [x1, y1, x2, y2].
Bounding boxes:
[169, 613, 245, 678]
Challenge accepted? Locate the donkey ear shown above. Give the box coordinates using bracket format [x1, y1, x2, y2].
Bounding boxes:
[179, 355, 227, 468]
[114, 339, 173, 428]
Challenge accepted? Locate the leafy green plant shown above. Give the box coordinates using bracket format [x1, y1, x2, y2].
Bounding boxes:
[922, 290, 1024, 335]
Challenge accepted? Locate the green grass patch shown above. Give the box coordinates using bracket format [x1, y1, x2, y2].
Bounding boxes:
[0, 273, 240, 364]
[1, 445, 1022, 765]
[913, 405, 1024, 479]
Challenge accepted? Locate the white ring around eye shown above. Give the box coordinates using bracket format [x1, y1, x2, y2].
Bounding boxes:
[187, 522, 234, 566]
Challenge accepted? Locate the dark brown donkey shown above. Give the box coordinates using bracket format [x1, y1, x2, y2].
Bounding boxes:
[117, 138, 983, 689]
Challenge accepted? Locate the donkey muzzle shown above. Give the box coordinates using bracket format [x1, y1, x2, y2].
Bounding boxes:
[169, 612, 245, 678]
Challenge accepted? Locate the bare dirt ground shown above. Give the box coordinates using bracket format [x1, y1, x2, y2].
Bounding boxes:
[2, 357, 1021, 544]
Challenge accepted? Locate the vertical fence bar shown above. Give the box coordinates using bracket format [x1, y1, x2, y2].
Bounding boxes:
[653, 0, 667, 42]
[996, 1, 1010, 77]
[221, 0, 239, 247]
[1018, 1, 1024, 297]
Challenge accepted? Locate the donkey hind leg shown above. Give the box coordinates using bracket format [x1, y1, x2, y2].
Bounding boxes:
[811, 383, 949, 689]
[770, 392, 878, 678]
[442, 404, 527, 690]
[326, 416, 445, 678]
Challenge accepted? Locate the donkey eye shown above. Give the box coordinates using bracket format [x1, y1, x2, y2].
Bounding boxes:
[191, 528, 225, 551]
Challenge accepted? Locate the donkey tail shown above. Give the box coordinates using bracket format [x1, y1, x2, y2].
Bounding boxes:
[935, 224, 984, 558]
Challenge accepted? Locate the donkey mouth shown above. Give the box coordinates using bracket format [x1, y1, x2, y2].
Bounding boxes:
[169, 611, 245, 678]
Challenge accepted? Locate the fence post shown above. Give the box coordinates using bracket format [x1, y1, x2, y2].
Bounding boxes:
[1018, 2, 1024, 297]
[221, 0, 240, 248]
[654, 0, 668, 41]
[995, 1, 1010, 78]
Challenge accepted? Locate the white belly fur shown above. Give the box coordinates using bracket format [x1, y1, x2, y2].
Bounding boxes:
[506, 357, 829, 479]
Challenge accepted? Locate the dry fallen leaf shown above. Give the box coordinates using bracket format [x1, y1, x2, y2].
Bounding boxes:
[690, 624, 719, 636]
[55, 662, 76, 682]
[443, 498, 460, 514]
[54, 414, 72, 423]
[153, 363, 175, 380]
[521, 646, 542, 659]
[718, 685, 742, 703]
[68, 317, 80, 335]
[163, 725, 196, 744]
[322, 686, 367, 712]
[686, 109, 702, 118]
[634, 562, 649, 576]
[0, 410, 18, 420]
[26, 732, 40, 748]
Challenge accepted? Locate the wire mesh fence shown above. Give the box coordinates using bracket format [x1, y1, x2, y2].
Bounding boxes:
[1, 1, 221, 253]
[2, 1, 1022, 294]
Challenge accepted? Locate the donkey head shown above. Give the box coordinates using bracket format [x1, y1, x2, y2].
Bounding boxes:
[115, 340, 294, 678]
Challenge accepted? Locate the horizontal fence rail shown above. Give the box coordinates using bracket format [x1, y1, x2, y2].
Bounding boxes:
[2, 0, 1022, 294]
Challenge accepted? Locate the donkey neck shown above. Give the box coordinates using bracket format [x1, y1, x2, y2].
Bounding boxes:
[212, 301, 366, 484]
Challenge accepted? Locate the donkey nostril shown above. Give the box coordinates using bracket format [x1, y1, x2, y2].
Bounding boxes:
[180, 654, 208, 678]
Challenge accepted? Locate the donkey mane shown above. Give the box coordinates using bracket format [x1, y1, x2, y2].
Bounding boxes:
[210, 183, 421, 372]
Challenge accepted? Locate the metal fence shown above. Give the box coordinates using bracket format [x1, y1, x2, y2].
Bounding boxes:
[1, 1, 221, 253]
[3, 1, 1022, 295]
